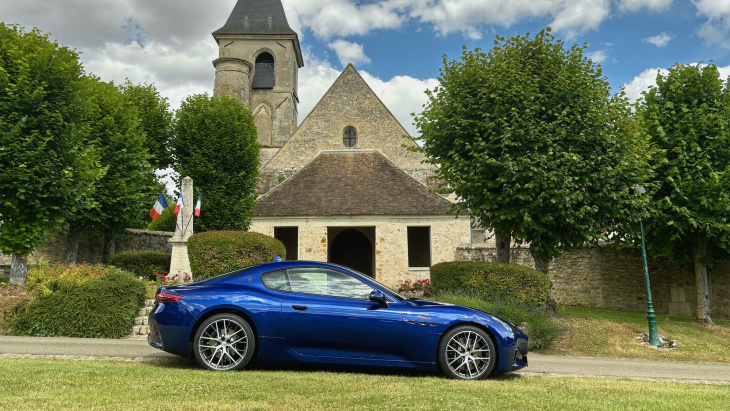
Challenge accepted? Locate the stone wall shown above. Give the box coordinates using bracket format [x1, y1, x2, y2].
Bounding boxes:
[456, 244, 730, 319]
[1, 229, 173, 267]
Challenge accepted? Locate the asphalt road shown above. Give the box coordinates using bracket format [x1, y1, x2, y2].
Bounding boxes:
[1, 335, 729, 383]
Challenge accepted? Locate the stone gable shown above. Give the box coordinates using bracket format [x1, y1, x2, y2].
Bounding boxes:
[258, 64, 436, 193]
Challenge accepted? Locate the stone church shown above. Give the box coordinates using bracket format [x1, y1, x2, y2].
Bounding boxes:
[212, 0, 470, 286]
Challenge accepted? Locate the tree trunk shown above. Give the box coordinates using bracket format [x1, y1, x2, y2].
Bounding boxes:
[102, 235, 116, 265]
[9, 254, 28, 286]
[694, 234, 714, 326]
[494, 230, 511, 263]
[530, 246, 557, 313]
[65, 225, 81, 264]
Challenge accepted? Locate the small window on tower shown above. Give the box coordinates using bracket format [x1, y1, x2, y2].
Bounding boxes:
[253, 52, 275, 89]
[343, 126, 357, 148]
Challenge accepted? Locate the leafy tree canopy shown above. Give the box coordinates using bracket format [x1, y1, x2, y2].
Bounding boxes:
[67, 76, 159, 236]
[121, 80, 173, 170]
[171, 94, 259, 232]
[638, 63, 730, 266]
[413, 28, 650, 267]
[0, 24, 102, 259]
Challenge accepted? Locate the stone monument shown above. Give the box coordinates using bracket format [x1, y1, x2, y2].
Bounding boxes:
[169, 176, 194, 281]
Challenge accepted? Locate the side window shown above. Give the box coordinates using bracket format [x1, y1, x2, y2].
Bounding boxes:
[287, 268, 373, 300]
[261, 270, 290, 292]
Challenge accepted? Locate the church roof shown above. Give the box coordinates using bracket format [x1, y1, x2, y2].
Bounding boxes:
[213, 0, 297, 37]
[254, 151, 453, 217]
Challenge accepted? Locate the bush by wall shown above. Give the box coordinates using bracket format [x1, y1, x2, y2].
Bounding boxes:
[110, 250, 171, 280]
[432, 292, 561, 349]
[11, 267, 145, 338]
[188, 231, 285, 280]
[25, 262, 109, 297]
[148, 205, 177, 232]
[430, 261, 550, 309]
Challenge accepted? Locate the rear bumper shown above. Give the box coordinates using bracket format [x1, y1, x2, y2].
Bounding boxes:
[147, 314, 163, 350]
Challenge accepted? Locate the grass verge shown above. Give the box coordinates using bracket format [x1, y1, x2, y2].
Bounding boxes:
[0, 358, 728, 410]
[539, 306, 730, 363]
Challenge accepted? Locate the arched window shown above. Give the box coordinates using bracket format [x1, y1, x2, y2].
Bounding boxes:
[343, 126, 357, 147]
[253, 52, 275, 89]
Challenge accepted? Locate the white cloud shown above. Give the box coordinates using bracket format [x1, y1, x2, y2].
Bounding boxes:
[622, 68, 667, 102]
[283, 0, 620, 41]
[587, 50, 609, 64]
[693, 0, 730, 47]
[549, 0, 611, 38]
[618, 0, 673, 12]
[328, 39, 371, 67]
[643, 32, 673, 47]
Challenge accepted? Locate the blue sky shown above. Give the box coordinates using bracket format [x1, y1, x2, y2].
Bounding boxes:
[3, 0, 730, 139]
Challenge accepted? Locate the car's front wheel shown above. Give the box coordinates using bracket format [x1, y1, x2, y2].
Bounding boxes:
[438, 325, 496, 380]
[193, 313, 255, 371]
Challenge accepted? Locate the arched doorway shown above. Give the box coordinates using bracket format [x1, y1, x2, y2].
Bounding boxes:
[328, 228, 374, 277]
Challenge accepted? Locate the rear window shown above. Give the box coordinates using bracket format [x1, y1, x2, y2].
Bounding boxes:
[261, 270, 291, 292]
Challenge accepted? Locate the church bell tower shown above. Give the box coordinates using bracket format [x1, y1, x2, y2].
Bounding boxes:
[212, 0, 303, 152]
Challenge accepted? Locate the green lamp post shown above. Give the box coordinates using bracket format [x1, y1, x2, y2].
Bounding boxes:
[635, 186, 662, 347]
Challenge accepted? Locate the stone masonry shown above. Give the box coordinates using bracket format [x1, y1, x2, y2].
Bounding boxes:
[456, 243, 730, 319]
[257, 65, 437, 194]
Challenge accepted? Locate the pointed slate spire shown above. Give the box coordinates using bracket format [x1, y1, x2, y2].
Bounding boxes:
[213, 0, 297, 36]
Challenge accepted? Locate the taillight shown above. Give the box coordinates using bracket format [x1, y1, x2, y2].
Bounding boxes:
[156, 292, 183, 302]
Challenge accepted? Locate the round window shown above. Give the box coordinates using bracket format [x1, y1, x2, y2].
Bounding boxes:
[343, 126, 357, 148]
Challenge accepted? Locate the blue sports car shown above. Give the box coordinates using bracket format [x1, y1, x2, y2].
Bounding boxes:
[148, 260, 528, 380]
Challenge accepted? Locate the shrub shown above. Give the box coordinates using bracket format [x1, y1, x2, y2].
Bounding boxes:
[431, 292, 561, 349]
[11, 267, 145, 338]
[110, 250, 171, 280]
[25, 262, 108, 297]
[430, 261, 550, 309]
[188, 231, 285, 281]
[148, 205, 177, 232]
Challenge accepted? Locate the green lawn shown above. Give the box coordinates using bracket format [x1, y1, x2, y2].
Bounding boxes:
[538, 306, 730, 363]
[0, 358, 727, 410]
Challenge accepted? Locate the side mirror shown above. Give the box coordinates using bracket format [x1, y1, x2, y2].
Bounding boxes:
[369, 291, 389, 308]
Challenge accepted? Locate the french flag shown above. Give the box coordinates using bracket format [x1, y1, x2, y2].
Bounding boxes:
[194, 195, 202, 218]
[149, 194, 169, 220]
[173, 193, 183, 216]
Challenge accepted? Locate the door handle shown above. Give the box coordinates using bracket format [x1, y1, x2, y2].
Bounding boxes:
[292, 305, 308, 311]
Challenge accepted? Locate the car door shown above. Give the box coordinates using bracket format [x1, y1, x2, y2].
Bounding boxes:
[281, 267, 404, 361]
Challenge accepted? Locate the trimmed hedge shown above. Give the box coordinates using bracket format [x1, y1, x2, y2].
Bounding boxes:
[148, 205, 176, 232]
[110, 250, 171, 280]
[12, 268, 145, 338]
[430, 261, 550, 308]
[188, 231, 286, 280]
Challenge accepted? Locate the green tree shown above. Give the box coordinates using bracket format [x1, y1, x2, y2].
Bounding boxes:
[171, 94, 259, 232]
[121, 80, 173, 170]
[413, 29, 649, 276]
[637, 63, 730, 326]
[0, 24, 102, 283]
[65, 76, 159, 263]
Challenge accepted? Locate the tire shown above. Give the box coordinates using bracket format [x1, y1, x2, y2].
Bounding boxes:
[193, 313, 255, 371]
[438, 325, 497, 380]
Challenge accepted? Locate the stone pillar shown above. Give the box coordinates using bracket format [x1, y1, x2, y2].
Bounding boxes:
[213, 57, 251, 106]
[169, 177, 195, 281]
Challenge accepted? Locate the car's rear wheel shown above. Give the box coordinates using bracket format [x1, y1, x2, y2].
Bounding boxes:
[193, 313, 255, 371]
[438, 325, 496, 380]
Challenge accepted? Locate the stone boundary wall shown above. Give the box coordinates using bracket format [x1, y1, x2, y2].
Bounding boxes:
[456, 244, 730, 319]
[2, 229, 173, 270]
